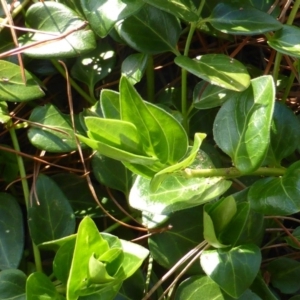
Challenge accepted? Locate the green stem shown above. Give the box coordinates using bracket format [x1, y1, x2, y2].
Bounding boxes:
[183, 166, 286, 179]
[8, 121, 43, 272]
[281, 65, 296, 102]
[103, 216, 132, 233]
[286, 0, 300, 25]
[51, 59, 96, 105]
[146, 55, 155, 103]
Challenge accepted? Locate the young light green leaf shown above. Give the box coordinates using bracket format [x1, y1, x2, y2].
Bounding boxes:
[121, 53, 149, 85]
[0, 269, 26, 300]
[268, 25, 300, 58]
[80, 0, 144, 38]
[0, 101, 10, 123]
[248, 161, 300, 215]
[213, 75, 275, 173]
[28, 104, 86, 153]
[175, 55, 250, 91]
[116, 4, 181, 54]
[21, 2, 96, 58]
[28, 174, 75, 245]
[26, 272, 64, 300]
[200, 244, 261, 298]
[0, 61, 44, 102]
[150, 133, 206, 192]
[0, 193, 24, 270]
[129, 151, 231, 214]
[142, 0, 198, 22]
[209, 3, 282, 35]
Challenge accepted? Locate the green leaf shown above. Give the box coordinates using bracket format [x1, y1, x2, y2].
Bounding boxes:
[209, 3, 282, 35]
[250, 272, 278, 300]
[0, 269, 26, 300]
[265, 101, 300, 166]
[142, 0, 198, 22]
[175, 55, 250, 92]
[92, 152, 133, 195]
[200, 244, 261, 298]
[0, 193, 24, 270]
[116, 4, 181, 54]
[175, 275, 261, 300]
[0, 101, 10, 123]
[267, 258, 300, 294]
[100, 90, 120, 119]
[121, 53, 149, 85]
[80, 0, 144, 38]
[0, 145, 19, 183]
[0, 60, 44, 102]
[120, 76, 188, 164]
[285, 226, 300, 250]
[193, 81, 239, 109]
[21, 2, 96, 58]
[268, 25, 300, 58]
[71, 40, 116, 91]
[28, 174, 75, 245]
[149, 205, 204, 273]
[248, 161, 300, 215]
[150, 133, 205, 192]
[129, 150, 231, 214]
[26, 272, 64, 300]
[213, 75, 275, 173]
[203, 196, 237, 248]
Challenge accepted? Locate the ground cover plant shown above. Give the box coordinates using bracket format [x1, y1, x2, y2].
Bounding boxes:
[1, 0, 300, 299]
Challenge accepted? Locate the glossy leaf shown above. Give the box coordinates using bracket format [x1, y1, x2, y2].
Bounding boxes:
[250, 272, 278, 300]
[193, 81, 239, 109]
[266, 101, 300, 166]
[28, 104, 87, 153]
[71, 40, 116, 90]
[209, 3, 282, 35]
[175, 55, 250, 92]
[26, 272, 64, 300]
[149, 205, 204, 273]
[203, 196, 236, 248]
[129, 150, 231, 214]
[213, 75, 275, 173]
[200, 244, 261, 298]
[0, 60, 44, 102]
[142, 0, 198, 21]
[92, 152, 133, 195]
[175, 275, 261, 300]
[267, 258, 300, 294]
[80, 0, 144, 38]
[0, 269, 26, 300]
[21, 2, 96, 58]
[248, 161, 300, 215]
[100, 90, 120, 119]
[268, 25, 300, 58]
[0, 101, 10, 123]
[0, 193, 24, 270]
[28, 174, 75, 245]
[121, 53, 149, 85]
[116, 4, 181, 54]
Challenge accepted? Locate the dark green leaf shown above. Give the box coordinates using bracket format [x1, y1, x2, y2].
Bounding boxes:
[28, 104, 86, 153]
[71, 40, 116, 90]
[0, 193, 24, 270]
[250, 272, 278, 300]
[209, 3, 282, 35]
[80, 0, 144, 38]
[116, 4, 181, 54]
[129, 150, 231, 214]
[0, 269, 26, 300]
[268, 25, 300, 58]
[213, 75, 275, 173]
[0, 60, 44, 102]
[285, 226, 300, 250]
[26, 272, 64, 300]
[117, 270, 144, 300]
[28, 174, 75, 245]
[121, 53, 149, 85]
[21, 2, 96, 58]
[92, 152, 133, 195]
[248, 161, 300, 215]
[0, 145, 19, 183]
[143, 0, 198, 21]
[200, 244, 261, 298]
[267, 258, 300, 294]
[149, 205, 204, 273]
[175, 55, 250, 92]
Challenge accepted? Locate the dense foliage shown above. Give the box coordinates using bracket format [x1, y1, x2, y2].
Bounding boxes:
[1, 0, 300, 299]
